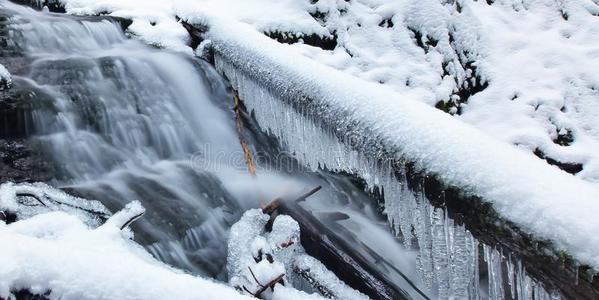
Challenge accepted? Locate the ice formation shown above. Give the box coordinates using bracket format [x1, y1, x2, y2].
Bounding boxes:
[36, 0, 599, 186]
[5, 0, 599, 298]
[35, 0, 599, 272]
[210, 30, 578, 297]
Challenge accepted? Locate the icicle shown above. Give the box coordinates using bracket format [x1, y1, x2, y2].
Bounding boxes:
[215, 54, 571, 300]
[431, 207, 450, 299]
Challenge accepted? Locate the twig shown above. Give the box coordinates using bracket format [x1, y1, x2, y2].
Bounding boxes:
[15, 192, 47, 207]
[253, 273, 285, 297]
[247, 266, 265, 288]
[119, 211, 145, 230]
[294, 186, 322, 203]
[261, 198, 281, 214]
[263, 186, 322, 215]
[233, 92, 256, 176]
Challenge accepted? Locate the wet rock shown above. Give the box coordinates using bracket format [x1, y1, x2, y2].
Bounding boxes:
[0, 139, 54, 183]
[0, 78, 57, 139]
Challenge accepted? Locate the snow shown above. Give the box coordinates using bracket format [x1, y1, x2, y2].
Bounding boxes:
[48, 0, 599, 187]
[57, 0, 190, 52]
[46, 0, 599, 271]
[227, 209, 368, 299]
[272, 285, 326, 300]
[174, 0, 599, 185]
[0, 182, 111, 227]
[0, 63, 11, 90]
[0, 201, 254, 300]
[207, 19, 599, 274]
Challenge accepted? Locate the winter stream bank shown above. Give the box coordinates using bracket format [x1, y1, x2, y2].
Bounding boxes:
[0, 1, 597, 299]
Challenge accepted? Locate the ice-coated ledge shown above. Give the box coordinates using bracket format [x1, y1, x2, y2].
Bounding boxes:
[184, 16, 599, 271]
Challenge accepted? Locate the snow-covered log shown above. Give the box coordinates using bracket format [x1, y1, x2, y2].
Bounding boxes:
[176, 16, 599, 274]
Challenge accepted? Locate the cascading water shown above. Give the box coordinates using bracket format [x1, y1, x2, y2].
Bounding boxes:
[3, 2, 250, 278]
[1, 1, 430, 296]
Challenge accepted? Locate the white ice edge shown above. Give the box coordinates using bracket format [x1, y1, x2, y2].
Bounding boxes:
[193, 17, 599, 270]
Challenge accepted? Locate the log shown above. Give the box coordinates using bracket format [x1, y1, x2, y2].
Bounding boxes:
[270, 188, 430, 300]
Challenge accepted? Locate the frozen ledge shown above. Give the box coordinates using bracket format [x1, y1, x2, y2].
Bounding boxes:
[193, 18, 599, 271]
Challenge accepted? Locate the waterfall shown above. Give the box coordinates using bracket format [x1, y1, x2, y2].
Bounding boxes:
[4, 2, 250, 277]
[0, 1, 582, 299]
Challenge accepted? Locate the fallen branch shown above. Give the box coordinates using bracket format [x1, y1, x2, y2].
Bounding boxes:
[273, 196, 419, 300]
[252, 273, 285, 297]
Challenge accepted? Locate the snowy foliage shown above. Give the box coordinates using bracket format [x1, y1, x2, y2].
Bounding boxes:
[0, 182, 364, 299]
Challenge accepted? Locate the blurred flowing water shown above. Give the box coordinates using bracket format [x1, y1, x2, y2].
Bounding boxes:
[1, 1, 583, 299]
[0, 1, 430, 297]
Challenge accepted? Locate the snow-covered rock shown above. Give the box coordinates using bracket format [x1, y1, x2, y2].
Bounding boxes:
[227, 208, 367, 299]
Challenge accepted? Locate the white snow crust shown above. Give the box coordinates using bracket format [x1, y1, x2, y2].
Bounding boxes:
[0, 202, 254, 300]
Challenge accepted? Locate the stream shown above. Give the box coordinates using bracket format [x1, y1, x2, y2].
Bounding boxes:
[0, 1, 592, 299]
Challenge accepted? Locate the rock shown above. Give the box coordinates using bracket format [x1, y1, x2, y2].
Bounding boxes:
[0, 139, 54, 183]
[0, 78, 57, 139]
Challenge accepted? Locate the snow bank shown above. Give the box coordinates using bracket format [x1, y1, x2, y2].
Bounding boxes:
[227, 209, 367, 299]
[56, 0, 190, 52]
[0, 63, 11, 90]
[50, 0, 599, 185]
[0, 200, 253, 300]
